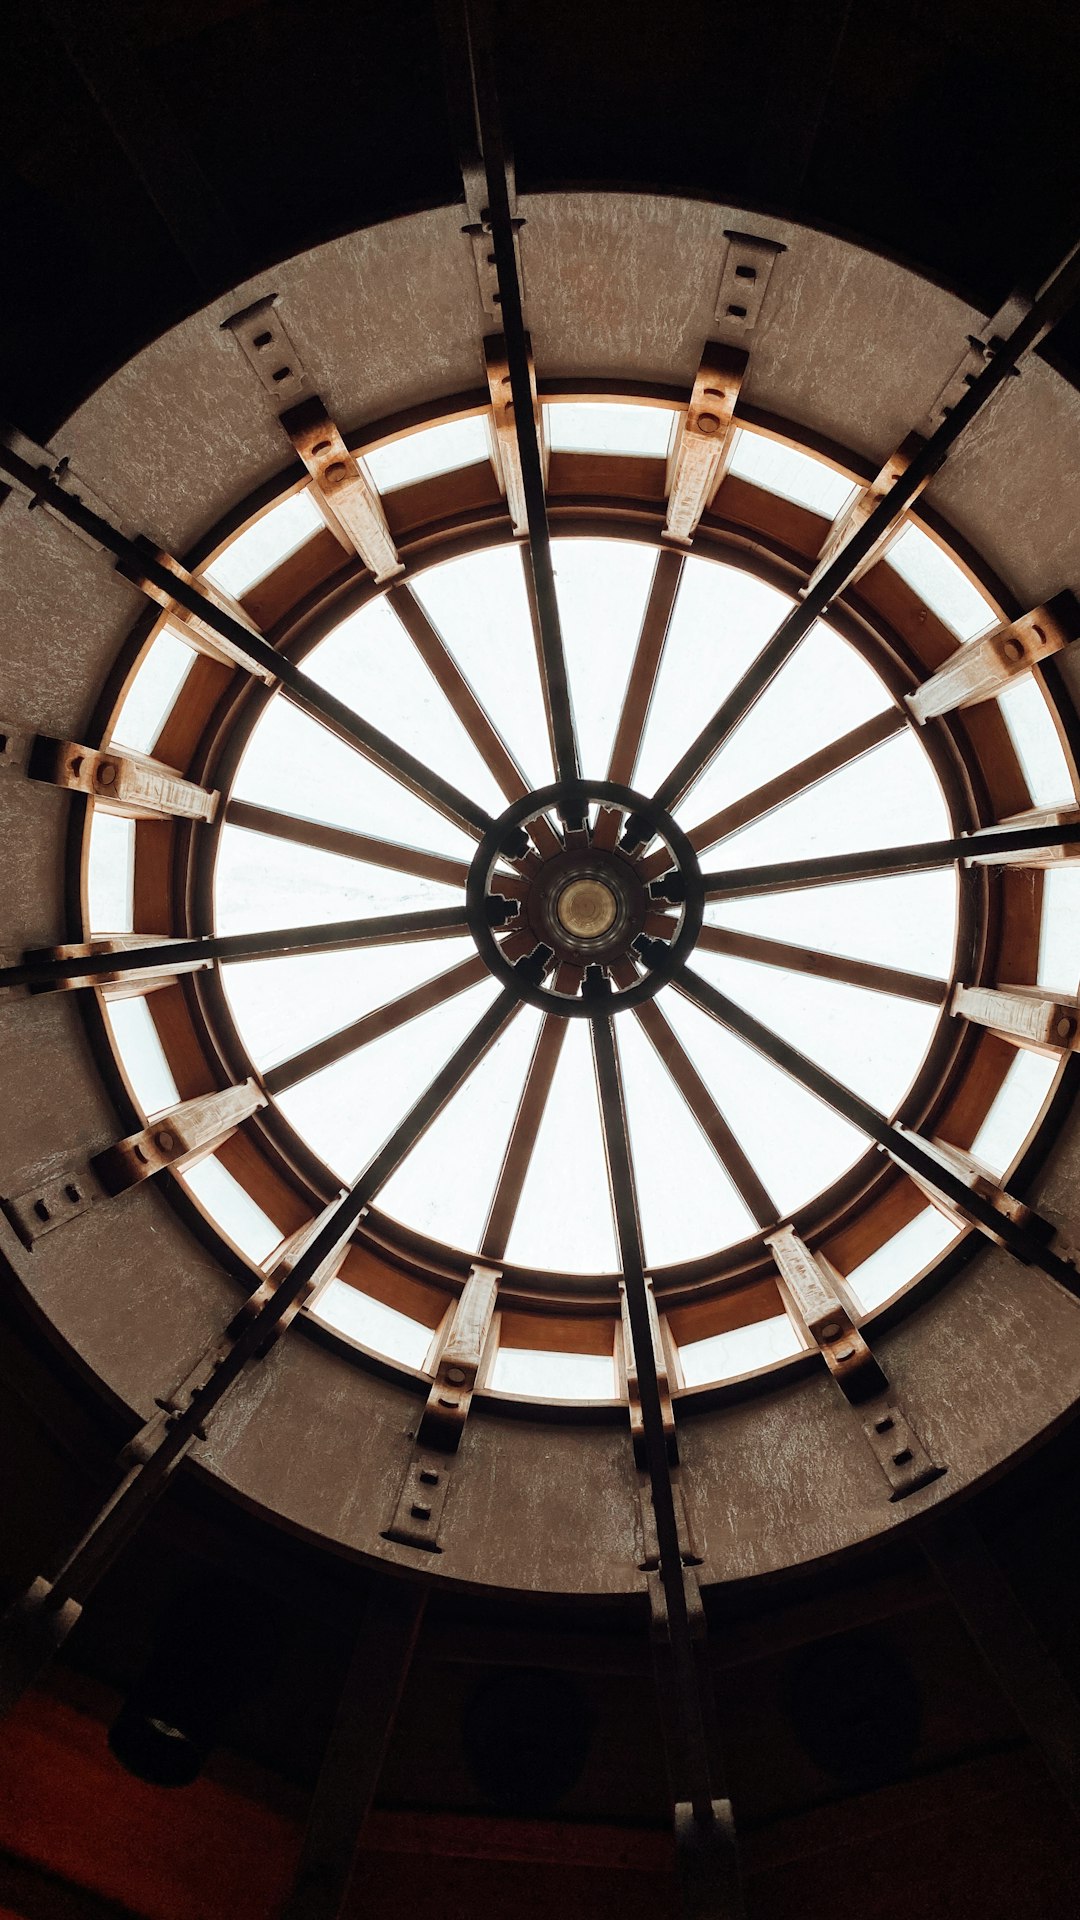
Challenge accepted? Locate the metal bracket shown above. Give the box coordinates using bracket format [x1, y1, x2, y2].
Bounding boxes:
[2, 1162, 105, 1248]
[713, 230, 786, 342]
[0, 422, 127, 547]
[462, 152, 525, 318]
[221, 295, 316, 409]
[382, 1445, 451, 1553]
[925, 291, 1031, 430]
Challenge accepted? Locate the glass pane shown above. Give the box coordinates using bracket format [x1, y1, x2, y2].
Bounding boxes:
[679, 1314, 803, 1388]
[181, 1156, 284, 1265]
[885, 525, 996, 641]
[707, 868, 958, 978]
[844, 1207, 963, 1313]
[203, 490, 325, 598]
[1038, 866, 1080, 993]
[504, 1019, 618, 1274]
[545, 403, 677, 457]
[363, 416, 491, 492]
[553, 537, 656, 778]
[110, 630, 195, 754]
[726, 430, 857, 517]
[86, 812, 134, 933]
[997, 678, 1074, 807]
[309, 1276, 434, 1369]
[490, 1346, 617, 1400]
[213, 824, 463, 939]
[104, 996, 180, 1118]
[969, 1049, 1059, 1178]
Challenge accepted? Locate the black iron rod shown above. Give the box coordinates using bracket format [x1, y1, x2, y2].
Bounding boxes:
[700, 819, 1080, 900]
[651, 233, 1080, 816]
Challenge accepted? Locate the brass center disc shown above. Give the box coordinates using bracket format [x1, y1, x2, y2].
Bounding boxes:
[555, 877, 619, 940]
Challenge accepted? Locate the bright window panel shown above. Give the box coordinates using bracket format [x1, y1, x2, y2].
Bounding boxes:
[633, 558, 786, 798]
[680, 620, 893, 835]
[214, 825, 462, 940]
[616, 1013, 755, 1265]
[221, 936, 477, 1074]
[661, 987, 867, 1215]
[504, 1020, 618, 1274]
[378, 1004, 542, 1252]
[86, 812, 134, 933]
[997, 678, 1074, 806]
[679, 1314, 803, 1389]
[411, 547, 557, 789]
[884, 525, 996, 641]
[969, 1049, 1059, 1179]
[490, 1345, 617, 1401]
[276, 977, 500, 1185]
[203, 490, 325, 599]
[303, 596, 505, 815]
[230, 699, 476, 862]
[181, 1156, 284, 1265]
[726, 430, 857, 517]
[544, 403, 677, 457]
[707, 868, 959, 979]
[362, 416, 491, 492]
[554, 538, 656, 778]
[110, 630, 194, 755]
[310, 1276, 434, 1369]
[104, 997, 180, 1118]
[1038, 866, 1080, 994]
[844, 1207, 963, 1314]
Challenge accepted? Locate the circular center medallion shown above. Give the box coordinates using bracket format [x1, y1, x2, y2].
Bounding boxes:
[555, 876, 619, 940]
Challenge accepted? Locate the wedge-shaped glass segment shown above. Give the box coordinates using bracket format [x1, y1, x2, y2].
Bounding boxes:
[231, 700, 476, 859]
[181, 1156, 284, 1265]
[213, 824, 462, 938]
[110, 629, 195, 755]
[363, 416, 491, 492]
[633, 559, 786, 797]
[490, 1345, 618, 1400]
[710, 730, 951, 871]
[544, 402, 677, 457]
[1038, 867, 1080, 994]
[691, 947, 940, 1114]
[616, 1013, 756, 1264]
[844, 1207, 963, 1314]
[707, 868, 957, 978]
[276, 977, 500, 1186]
[726, 431, 857, 517]
[679, 1314, 803, 1388]
[884, 525, 996, 641]
[679, 619, 893, 832]
[997, 678, 1074, 807]
[221, 936, 477, 1074]
[309, 1277, 434, 1369]
[504, 1018, 618, 1274]
[104, 996, 180, 1118]
[378, 1004, 542, 1253]
[303, 596, 505, 815]
[553, 537, 656, 778]
[411, 547, 557, 789]
[969, 1049, 1059, 1179]
[204, 489, 325, 599]
[87, 812, 134, 934]
[662, 988, 867, 1214]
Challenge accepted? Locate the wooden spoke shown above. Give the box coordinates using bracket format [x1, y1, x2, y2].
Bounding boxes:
[283, 682, 491, 840]
[264, 954, 489, 1095]
[480, 1015, 567, 1261]
[632, 998, 778, 1229]
[225, 800, 471, 889]
[697, 923, 948, 1006]
[606, 548, 684, 788]
[701, 817, 1080, 900]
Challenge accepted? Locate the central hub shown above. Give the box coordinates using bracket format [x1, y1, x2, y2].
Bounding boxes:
[555, 876, 618, 939]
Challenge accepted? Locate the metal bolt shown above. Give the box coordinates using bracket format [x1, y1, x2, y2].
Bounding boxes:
[154, 1129, 176, 1153]
[445, 1366, 467, 1386]
[324, 460, 348, 482]
[834, 1345, 854, 1363]
[97, 762, 117, 786]
[696, 412, 722, 436]
[820, 1321, 842, 1341]
[1056, 1016, 1075, 1040]
[1003, 637, 1024, 662]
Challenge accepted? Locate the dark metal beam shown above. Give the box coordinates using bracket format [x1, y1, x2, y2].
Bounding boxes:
[699, 818, 1080, 899]
[224, 801, 471, 889]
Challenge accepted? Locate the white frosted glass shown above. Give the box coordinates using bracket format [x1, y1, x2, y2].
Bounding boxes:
[504, 1019, 618, 1274]
[997, 678, 1074, 806]
[490, 1345, 617, 1401]
[1038, 866, 1080, 994]
[726, 430, 857, 516]
[110, 630, 194, 754]
[710, 730, 950, 871]
[679, 1314, 803, 1388]
[970, 1050, 1059, 1179]
[885, 524, 996, 641]
[707, 868, 958, 978]
[181, 1156, 283, 1264]
[86, 812, 134, 933]
[553, 538, 656, 779]
[213, 824, 462, 938]
[845, 1207, 963, 1313]
[104, 997, 180, 1118]
[204, 490, 324, 598]
[363, 416, 491, 492]
[310, 1276, 433, 1369]
[544, 403, 677, 457]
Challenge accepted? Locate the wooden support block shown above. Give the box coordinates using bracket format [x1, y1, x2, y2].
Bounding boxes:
[484, 332, 544, 536]
[952, 983, 1080, 1056]
[664, 342, 747, 546]
[22, 935, 212, 997]
[281, 396, 402, 583]
[620, 1278, 678, 1468]
[713, 230, 785, 339]
[806, 432, 927, 592]
[767, 1226, 886, 1401]
[90, 1079, 266, 1195]
[969, 804, 1080, 868]
[28, 733, 218, 821]
[417, 1263, 499, 1451]
[115, 540, 276, 682]
[890, 1128, 1043, 1245]
[906, 592, 1078, 724]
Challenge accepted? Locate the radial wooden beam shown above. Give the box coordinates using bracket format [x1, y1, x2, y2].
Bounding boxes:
[697, 922, 948, 1005]
[606, 548, 685, 788]
[632, 997, 778, 1229]
[951, 983, 1080, 1056]
[280, 392, 402, 583]
[282, 682, 491, 840]
[906, 594, 1078, 723]
[480, 1014, 567, 1260]
[664, 343, 746, 546]
[264, 954, 489, 1095]
[224, 800, 471, 889]
[805, 432, 929, 594]
[699, 816, 1080, 899]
